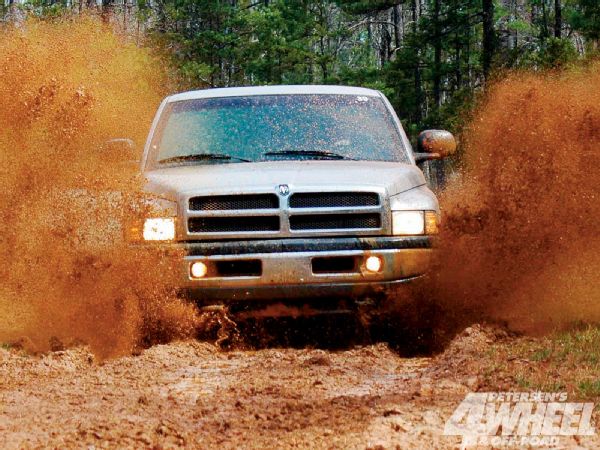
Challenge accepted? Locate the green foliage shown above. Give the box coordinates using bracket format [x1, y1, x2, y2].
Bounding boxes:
[506, 19, 533, 34]
[578, 379, 600, 398]
[335, 0, 397, 14]
[538, 37, 579, 68]
[531, 347, 552, 361]
[567, 0, 600, 42]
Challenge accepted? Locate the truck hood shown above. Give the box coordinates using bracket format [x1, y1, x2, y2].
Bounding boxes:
[143, 160, 426, 199]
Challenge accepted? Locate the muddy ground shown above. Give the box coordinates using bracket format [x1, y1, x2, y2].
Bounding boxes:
[0, 324, 598, 449]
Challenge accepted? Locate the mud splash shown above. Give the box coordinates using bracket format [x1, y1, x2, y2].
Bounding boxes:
[1, 18, 597, 357]
[433, 64, 600, 334]
[0, 18, 198, 358]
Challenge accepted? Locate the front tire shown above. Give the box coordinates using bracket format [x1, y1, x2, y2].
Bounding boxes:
[363, 283, 438, 355]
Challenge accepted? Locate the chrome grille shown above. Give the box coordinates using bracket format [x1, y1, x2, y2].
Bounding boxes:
[189, 216, 280, 233]
[289, 213, 381, 231]
[185, 191, 386, 239]
[290, 192, 379, 208]
[190, 194, 278, 211]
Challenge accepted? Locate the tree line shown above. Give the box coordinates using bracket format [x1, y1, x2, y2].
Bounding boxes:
[3, 0, 599, 134]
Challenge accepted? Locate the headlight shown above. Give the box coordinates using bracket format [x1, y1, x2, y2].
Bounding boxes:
[392, 211, 425, 235]
[142, 218, 176, 241]
[392, 210, 439, 235]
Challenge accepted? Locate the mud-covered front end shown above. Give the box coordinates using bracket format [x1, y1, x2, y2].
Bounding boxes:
[141, 161, 439, 307]
[180, 236, 432, 303]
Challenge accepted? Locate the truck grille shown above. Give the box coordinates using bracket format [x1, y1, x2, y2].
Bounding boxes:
[289, 213, 381, 231]
[289, 192, 379, 208]
[185, 191, 385, 239]
[189, 216, 280, 233]
[189, 194, 278, 211]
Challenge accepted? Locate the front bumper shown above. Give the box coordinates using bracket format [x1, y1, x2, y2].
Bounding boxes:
[175, 236, 433, 301]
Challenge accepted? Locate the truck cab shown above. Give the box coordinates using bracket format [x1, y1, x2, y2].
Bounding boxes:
[137, 85, 455, 314]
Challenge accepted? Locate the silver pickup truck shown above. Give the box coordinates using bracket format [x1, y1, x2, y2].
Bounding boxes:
[133, 85, 455, 316]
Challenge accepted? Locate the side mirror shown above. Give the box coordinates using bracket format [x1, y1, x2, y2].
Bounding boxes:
[414, 130, 456, 163]
[103, 138, 135, 152]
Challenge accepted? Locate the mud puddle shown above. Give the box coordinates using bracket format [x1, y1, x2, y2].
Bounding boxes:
[1, 325, 598, 449]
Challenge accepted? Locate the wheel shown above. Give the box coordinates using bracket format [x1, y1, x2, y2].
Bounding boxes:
[365, 283, 438, 355]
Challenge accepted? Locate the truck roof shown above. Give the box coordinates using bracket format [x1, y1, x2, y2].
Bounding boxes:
[167, 85, 382, 103]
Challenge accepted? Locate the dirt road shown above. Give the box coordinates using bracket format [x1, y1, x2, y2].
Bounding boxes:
[0, 324, 597, 449]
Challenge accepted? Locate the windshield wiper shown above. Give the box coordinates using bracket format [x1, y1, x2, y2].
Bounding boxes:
[262, 150, 356, 160]
[158, 153, 251, 164]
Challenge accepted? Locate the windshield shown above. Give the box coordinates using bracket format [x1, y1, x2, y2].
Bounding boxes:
[148, 94, 409, 167]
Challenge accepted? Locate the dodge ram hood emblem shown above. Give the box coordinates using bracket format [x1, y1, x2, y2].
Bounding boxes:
[277, 184, 290, 196]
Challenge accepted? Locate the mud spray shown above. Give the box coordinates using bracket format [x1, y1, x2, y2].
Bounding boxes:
[432, 65, 600, 335]
[0, 18, 199, 358]
[1, 18, 598, 357]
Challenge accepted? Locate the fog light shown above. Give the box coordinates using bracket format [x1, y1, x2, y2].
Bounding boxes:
[365, 256, 383, 273]
[190, 262, 208, 279]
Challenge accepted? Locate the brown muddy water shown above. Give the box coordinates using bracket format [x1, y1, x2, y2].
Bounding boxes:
[0, 18, 198, 358]
[432, 66, 600, 334]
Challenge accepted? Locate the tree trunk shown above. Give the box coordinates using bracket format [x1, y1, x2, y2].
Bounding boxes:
[540, 0, 549, 40]
[432, 0, 442, 108]
[465, 18, 471, 88]
[392, 5, 401, 50]
[554, 0, 562, 38]
[455, 33, 461, 91]
[411, 0, 422, 123]
[101, 0, 112, 23]
[482, 0, 495, 82]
